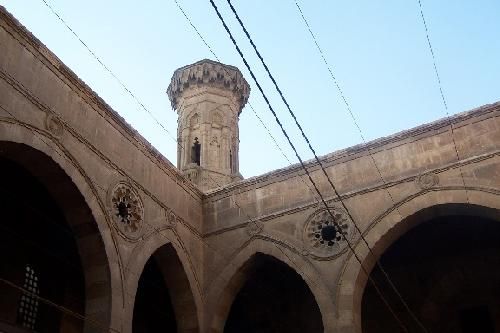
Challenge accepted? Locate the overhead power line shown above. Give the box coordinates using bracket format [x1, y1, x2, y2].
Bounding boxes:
[1, 99, 325, 332]
[415, 0, 469, 202]
[207, 0, 412, 330]
[220, 1, 431, 331]
[1, 4, 329, 329]
[172, 0, 323, 202]
[40, 0, 180, 146]
[416, 0, 448, 111]
[37, 0, 271, 234]
[41, 0, 320, 207]
[18, 1, 469, 331]
[37, 0, 327, 300]
[0, 277, 117, 333]
[292, 1, 428, 330]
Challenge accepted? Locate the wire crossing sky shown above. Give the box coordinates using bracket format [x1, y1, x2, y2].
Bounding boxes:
[2, 0, 499, 178]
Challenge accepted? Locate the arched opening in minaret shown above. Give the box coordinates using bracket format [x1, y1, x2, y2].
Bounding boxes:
[224, 253, 323, 333]
[191, 137, 201, 166]
[361, 205, 500, 332]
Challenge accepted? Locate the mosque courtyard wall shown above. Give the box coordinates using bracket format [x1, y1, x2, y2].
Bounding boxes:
[1, 5, 499, 333]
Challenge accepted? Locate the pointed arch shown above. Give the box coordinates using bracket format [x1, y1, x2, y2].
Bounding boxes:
[336, 188, 500, 333]
[207, 238, 335, 332]
[125, 229, 201, 333]
[0, 122, 120, 332]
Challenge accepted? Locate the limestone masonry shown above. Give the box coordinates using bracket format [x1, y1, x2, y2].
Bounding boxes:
[0, 5, 499, 333]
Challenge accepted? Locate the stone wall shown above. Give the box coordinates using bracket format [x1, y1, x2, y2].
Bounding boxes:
[0, 7, 205, 332]
[1, 5, 499, 332]
[202, 103, 500, 332]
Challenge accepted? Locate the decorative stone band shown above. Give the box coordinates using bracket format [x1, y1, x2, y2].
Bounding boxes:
[246, 220, 264, 236]
[167, 59, 250, 114]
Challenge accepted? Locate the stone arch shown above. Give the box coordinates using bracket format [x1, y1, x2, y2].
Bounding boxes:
[336, 188, 500, 333]
[0, 122, 121, 331]
[124, 228, 201, 333]
[208, 238, 335, 332]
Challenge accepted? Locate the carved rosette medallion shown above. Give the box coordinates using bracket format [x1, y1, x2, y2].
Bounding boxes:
[109, 182, 144, 239]
[416, 172, 439, 190]
[246, 220, 263, 236]
[303, 207, 353, 259]
[45, 114, 64, 137]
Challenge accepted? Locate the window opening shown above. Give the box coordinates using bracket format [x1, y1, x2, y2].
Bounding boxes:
[229, 150, 233, 173]
[191, 137, 201, 166]
[17, 264, 40, 331]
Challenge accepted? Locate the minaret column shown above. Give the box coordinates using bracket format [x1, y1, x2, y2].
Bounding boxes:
[167, 59, 250, 191]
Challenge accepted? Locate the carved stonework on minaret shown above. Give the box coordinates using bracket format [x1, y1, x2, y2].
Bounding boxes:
[167, 59, 250, 192]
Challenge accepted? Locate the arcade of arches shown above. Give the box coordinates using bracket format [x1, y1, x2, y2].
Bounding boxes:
[1, 6, 500, 332]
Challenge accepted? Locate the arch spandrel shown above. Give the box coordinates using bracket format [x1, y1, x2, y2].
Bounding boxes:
[336, 188, 500, 333]
[0, 122, 122, 332]
[207, 238, 335, 333]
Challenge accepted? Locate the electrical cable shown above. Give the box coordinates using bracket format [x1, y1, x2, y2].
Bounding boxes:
[36, 0, 273, 235]
[222, 2, 429, 331]
[39, 0, 178, 146]
[292, 1, 430, 330]
[0, 93, 324, 332]
[6, 1, 402, 331]
[38, 0, 323, 244]
[415, 0, 470, 203]
[0, 277, 117, 333]
[173, 0, 322, 203]
[222, 4, 434, 332]
[25, 0, 402, 327]
[9, 0, 488, 330]
[208, 0, 410, 330]
[6, 1, 457, 330]
[35, 0, 342, 316]
[0, 3, 334, 330]
[4, 0, 329, 314]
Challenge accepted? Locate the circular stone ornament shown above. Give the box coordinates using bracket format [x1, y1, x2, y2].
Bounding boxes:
[303, 207, 353, 259]
[416, 172, 439, 190]
[109, 182, 144, 239]
[45, 113, 64, 137]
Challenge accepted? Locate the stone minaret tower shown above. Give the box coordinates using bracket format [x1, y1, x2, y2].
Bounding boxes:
[167, 59, 250, 191]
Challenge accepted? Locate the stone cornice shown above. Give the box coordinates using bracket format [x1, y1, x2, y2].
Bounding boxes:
[205, 101, 500, 199]
[0, 5, 203, 201]
[167, 59, 250, 114]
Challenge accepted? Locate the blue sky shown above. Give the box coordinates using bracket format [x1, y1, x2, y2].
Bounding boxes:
[3, 0, 499, 178]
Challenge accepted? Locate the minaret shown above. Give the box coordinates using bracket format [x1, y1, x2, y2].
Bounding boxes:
[167, 59, 250, 191]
